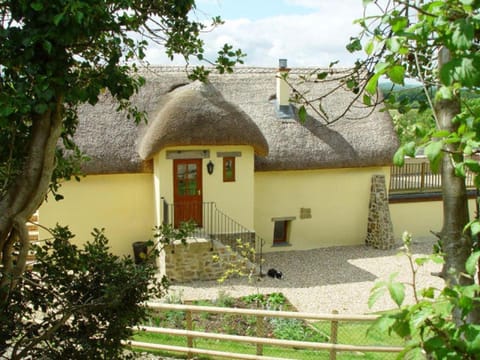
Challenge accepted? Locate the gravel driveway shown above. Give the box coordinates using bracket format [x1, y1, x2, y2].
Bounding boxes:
[167, 236, 444, 314]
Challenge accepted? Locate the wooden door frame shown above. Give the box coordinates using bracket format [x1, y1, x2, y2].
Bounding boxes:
[173, 158, 203, 227]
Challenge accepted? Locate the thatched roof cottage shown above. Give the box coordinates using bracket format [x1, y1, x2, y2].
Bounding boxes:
[39, 62, 399, 281]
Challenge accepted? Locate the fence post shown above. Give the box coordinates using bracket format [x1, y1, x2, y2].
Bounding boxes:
[256, 315, 264, 356]
[330, 310, 339, 360]
[186, 309, 193, 359]
[420, 162, 426, 192]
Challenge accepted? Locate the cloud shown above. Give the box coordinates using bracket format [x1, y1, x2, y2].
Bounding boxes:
[144, 1, 366, 67]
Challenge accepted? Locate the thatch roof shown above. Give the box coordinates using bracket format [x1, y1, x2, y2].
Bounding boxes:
[73, 66, 399, 174]
[138, 80, 268, 159]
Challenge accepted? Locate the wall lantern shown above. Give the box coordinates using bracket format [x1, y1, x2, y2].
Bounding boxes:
[206, 161, 214, 175]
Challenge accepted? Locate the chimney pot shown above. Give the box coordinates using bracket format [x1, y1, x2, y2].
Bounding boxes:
[279, 58, 288, 70]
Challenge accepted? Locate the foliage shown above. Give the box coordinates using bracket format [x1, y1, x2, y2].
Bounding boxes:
[369, 232, 480, 359]
[242, 292, 287, 311]
[0, 220, 194, 359]
[0, 0, 244, 311]
[0, 225, 163, 359]
[213, 238, 258, 284]
[342, 0, 480, 326]
[348, 0, 480, 175]
[269, 318, 328, 343]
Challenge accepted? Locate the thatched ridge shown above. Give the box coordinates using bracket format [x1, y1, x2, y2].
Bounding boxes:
[138, 80, 268, 159]
[73, 66, 399, 174]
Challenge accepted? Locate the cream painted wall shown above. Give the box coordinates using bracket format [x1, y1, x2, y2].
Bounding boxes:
[155, 145, 255, 230]
[38, 174, 155, 257]
[254, 167, 391, 252]
[390, 198, 477, 239]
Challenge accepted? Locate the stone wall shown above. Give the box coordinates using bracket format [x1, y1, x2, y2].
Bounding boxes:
[162, 238, 255, 282]
[365, 174, 396, 249]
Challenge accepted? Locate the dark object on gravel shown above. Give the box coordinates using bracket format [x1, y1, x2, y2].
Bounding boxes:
[267, 268, 283, 279]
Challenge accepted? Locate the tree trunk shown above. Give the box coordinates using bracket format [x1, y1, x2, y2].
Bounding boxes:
[0, 98, 64, 306]
[436, 47, 479, 323]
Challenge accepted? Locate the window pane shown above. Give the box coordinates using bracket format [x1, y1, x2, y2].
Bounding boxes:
[187, 164, 197, 195]
[177, 164, 186, 195]
[223, 157, 235, 182]
[273, 221, 287, 244]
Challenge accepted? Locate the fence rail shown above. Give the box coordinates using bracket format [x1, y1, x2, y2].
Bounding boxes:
[390, 157, 476, 193]
[126, 303, 404, 360]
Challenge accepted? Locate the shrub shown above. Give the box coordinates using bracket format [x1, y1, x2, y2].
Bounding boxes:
[0, 225, 165, 360]
[369, 232, 480, 359]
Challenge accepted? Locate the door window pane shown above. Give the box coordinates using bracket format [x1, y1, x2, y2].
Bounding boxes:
[177, 164, 186, 195]
[187, 164, 197, 195]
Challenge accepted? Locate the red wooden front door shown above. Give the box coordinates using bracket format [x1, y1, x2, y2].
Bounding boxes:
[173, 159, 203, 227]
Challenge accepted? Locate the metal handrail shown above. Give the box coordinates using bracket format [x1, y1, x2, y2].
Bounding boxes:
[161, 199, 264, 273]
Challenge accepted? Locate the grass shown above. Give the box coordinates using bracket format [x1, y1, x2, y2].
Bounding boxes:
[132, 292, 403, 360]
[133, 328, 401, 360]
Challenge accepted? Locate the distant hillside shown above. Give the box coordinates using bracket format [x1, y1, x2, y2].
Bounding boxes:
[379, 82, 429, 106]
[379, 81, 480, 105]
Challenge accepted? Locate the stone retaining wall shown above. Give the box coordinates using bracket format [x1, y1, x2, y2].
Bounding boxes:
[162, 238, 255, 282]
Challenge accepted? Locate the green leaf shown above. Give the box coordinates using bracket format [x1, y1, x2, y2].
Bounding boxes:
[365, 72, 382, 95]
[388, 281, 405, 307]
[387, 65, 405, 85]
[368, 314, 396, 335]
[455, 162, 466, 178]
[31, 2, 43, 11]
[420, 287, 436, 299]
[365, 39, 374, 55]
[436, 86, 453, 100]
[374, 62, 389, 73]
[0, 105, 15, 117]
[393, 147, 405, 166]
[53, 13, 65, 26]
[391, 16, 409, 33]
[369, 286, 387, 308]
[404, 142, 416, 157]
[415, 257, 430, 266]
[465, 325, 480, 353]
[298, 105, 307, 123]
[431, 130, 450, 138]
[346, 37, 362, 53]
[43, 40, 53, 55]
[452, 19, 474, 50]
[466, 251, 480, 276]
[464, 159, 480, 172]
[316, 72, 328, 80]
[386, 37, 402, 53]
[424, 141, 443, 172]
[363, 94, 372, 106]
[455, 57, 480, 87]
[402, 347, 428, 360]
[411, 308, 432, 329]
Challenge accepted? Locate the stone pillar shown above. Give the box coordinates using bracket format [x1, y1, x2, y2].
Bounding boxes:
[365, 174, 395, 249]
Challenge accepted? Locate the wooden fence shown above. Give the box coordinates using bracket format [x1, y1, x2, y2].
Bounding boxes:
[390, 157, 476, 193]
[125, 303, 403, 360]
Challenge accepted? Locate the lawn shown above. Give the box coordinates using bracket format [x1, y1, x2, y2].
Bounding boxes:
[132, 292, 404, 360]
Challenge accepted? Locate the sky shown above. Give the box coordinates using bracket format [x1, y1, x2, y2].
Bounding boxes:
[144, 0, 367, 68]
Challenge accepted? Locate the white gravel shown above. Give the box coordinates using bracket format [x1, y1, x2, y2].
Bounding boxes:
[167, 236, 444, 315]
